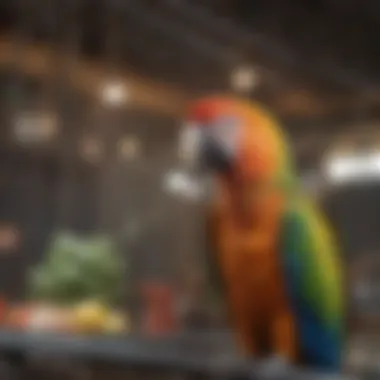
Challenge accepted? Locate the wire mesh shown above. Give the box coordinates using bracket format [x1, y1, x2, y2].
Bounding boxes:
[0, 1, 378, 379]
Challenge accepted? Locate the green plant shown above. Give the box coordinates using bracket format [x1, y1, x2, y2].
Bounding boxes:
[29, 232, 127, 305]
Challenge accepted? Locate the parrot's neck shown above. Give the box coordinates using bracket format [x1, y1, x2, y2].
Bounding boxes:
[220, 174, 285, 231]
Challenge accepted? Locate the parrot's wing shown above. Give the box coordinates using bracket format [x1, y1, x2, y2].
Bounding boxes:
[280, 199, 344, 370]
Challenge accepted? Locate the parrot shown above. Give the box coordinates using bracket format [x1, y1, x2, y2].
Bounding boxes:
[172, 95, 344, 373]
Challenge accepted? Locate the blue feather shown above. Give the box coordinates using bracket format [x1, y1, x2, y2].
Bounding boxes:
[295, 304, 341, 371]
[280, 208, 342, 372]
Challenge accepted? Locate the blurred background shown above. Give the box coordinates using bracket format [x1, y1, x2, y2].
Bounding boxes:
[0, 0, 379, 378]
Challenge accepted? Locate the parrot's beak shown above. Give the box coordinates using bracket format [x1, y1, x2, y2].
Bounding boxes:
[163, 123, 213, 203]
[177, 122, 233, 173]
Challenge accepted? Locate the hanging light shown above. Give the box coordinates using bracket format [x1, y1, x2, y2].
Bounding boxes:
[231, 66, 260, 93]
[101, 81, 130, 107]
[13, 111, 58, 145]
[325, 152, 380, 184]
[118, 135, 141, 160]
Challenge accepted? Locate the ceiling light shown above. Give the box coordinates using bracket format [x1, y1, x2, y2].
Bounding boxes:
[231, 66, 259, 92]
[326, 156, 356, 183]
[370, 152, 380, 172]
[13, 111, 58, 145]
[101, 81, 130, 106]
[325, 153, 380, 184]
[118, 135, 141, 160]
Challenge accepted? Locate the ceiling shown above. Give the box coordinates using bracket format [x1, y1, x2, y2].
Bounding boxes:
[0, 0, 379, 131]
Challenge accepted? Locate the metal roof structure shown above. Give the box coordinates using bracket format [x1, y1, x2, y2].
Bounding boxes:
[0, 0, 379, 168]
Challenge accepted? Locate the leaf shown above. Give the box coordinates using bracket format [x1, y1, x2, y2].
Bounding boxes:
[29, 232, 128, 305]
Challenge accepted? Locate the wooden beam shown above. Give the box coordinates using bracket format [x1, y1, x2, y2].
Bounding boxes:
[0, 36, 189, 117]
[272, 88, 367, 119]
[0, 35, 376, 124]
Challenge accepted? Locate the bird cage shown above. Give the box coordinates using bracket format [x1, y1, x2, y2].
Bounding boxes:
[0, 0, 376, 379]
[0, 0, 223, 341]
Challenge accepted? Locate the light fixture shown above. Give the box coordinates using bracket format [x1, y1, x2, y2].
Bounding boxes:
[231, 66, 260, 93]
[118, 135, 141, 160]
[325, 152, 380, 184]
[13, 111, 58, 145]
[101, 81, 130, 106]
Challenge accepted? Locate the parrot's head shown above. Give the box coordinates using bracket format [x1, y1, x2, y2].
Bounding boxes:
[165, 96, 295, 204]
[180, 98, 240, 175]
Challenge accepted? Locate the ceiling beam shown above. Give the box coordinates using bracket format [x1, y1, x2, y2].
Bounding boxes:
[0, 36, 189, 117]
[0, 35, 379, 128]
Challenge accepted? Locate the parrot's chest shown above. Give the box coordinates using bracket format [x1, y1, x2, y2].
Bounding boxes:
[218, 224, 288, 312]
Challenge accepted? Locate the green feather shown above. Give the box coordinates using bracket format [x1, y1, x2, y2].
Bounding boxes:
[284, 199, 344, 335]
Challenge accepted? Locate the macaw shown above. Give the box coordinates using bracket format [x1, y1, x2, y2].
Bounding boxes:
[174, 96, 344, 372]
